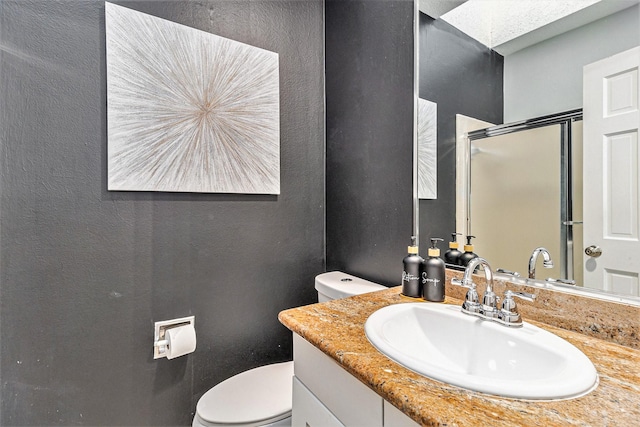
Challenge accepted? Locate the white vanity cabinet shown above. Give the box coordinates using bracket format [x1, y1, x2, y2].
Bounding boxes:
[292, 334, 419, 427]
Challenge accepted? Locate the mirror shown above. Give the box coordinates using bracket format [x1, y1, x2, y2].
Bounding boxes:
[461, 111, 583, 284]
[417, 0, 640, 303]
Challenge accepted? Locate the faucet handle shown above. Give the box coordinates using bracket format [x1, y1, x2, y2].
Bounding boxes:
[496, 268, 521, 277]
[505, 290, 535, 302]
[499, 291, 535, 327]
[546, 277, 576, 286]
[451, 278, 481, 313]
[451, 277, 473, 288]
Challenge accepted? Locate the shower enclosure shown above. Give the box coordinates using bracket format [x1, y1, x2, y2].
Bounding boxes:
[464, 109, 583, 283]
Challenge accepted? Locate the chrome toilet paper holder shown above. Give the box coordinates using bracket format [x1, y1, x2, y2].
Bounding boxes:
[153, 315, 195, 359]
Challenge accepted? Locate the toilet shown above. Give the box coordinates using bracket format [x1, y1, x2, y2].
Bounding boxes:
[192, 271, 387, 427]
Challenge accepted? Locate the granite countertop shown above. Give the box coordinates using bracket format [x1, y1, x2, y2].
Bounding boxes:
[278, 286, 640, 427]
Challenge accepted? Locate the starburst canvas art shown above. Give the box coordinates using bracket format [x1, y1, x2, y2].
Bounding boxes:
[418, 98, 437, 199]
[105, 2, 280, 194]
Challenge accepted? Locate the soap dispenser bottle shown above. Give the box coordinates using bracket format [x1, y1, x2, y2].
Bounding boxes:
[459, 235, 478, 267]
[422, 238, 445, 302]
[402, 236, 424, 298]
[444, 232, 463, 265]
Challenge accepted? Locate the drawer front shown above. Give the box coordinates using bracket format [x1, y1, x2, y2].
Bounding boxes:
[292, 376, 345, 427]
[293, 334, 383, 427]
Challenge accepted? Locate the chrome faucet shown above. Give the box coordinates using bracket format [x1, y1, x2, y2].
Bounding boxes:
[528, 247, 554, 279]
[452, 257, 536, 327]
[451, 257, 498, 318]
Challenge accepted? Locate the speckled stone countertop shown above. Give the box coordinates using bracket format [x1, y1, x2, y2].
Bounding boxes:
[279, 283, 640, 426]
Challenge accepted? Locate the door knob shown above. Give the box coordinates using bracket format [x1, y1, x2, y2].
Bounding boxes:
[585, 245, 602, 258]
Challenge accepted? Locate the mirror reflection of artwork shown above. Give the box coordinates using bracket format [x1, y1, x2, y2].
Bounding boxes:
[418, 98, 437, 199]
[105, 2, 280, 194]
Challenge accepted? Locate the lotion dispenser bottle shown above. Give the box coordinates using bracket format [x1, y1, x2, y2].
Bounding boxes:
[402, 236, 424, 298]
[422, 238, 445, 302]
[444, 232, 462, 265]
[459, 235, 478, 267]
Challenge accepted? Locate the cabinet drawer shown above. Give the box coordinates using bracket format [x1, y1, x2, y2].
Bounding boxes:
[293, 334, 383, 427]
[292, 376, 345, 427]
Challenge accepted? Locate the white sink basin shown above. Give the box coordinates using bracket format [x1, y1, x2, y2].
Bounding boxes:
[365, 303, 598, 400]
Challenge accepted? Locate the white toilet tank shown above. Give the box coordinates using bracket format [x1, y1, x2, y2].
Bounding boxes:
[315, 271, 387, 302]
[193, 271, 387, 427]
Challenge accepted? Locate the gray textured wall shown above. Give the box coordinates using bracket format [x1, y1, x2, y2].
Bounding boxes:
[0, 1, 324, 425]
[418, 12, 503, 248]
[325, 0, 415, 287]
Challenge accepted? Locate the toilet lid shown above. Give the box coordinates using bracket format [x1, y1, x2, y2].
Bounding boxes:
[315, 271, 387, 300]
[197, 361, 294, 425]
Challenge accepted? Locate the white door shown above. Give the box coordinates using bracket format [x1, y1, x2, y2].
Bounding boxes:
[583, 46, 640, 296]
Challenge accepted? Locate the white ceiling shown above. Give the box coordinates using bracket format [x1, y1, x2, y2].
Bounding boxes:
[420, 0, 640, 56]
[417, 0, 467, 19]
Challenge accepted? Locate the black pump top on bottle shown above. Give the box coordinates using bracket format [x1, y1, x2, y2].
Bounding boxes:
[428, 237, 444, 256]
[444, 232, 462, 265]
[459, 235, 478, 267]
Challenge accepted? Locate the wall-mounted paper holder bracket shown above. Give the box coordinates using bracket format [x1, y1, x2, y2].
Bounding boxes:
[153, 316, 195, 359]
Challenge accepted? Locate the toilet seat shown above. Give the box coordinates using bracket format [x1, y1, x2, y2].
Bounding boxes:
[195, 361, 294, 427]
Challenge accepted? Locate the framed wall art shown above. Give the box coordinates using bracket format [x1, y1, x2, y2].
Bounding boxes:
[106, 2, 280, 194]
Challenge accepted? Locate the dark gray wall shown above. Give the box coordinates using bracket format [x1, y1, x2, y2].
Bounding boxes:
[325, 0, 415, 287]
[0, 1, 324, 425]
[418, 12, 503, 247]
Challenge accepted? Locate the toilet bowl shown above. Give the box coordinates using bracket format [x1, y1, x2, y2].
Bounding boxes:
[192, 361, 294, 427]
[192, 271, 386, 427]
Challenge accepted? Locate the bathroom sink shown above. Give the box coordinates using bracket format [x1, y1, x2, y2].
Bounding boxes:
[364, 303, 598, 400]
